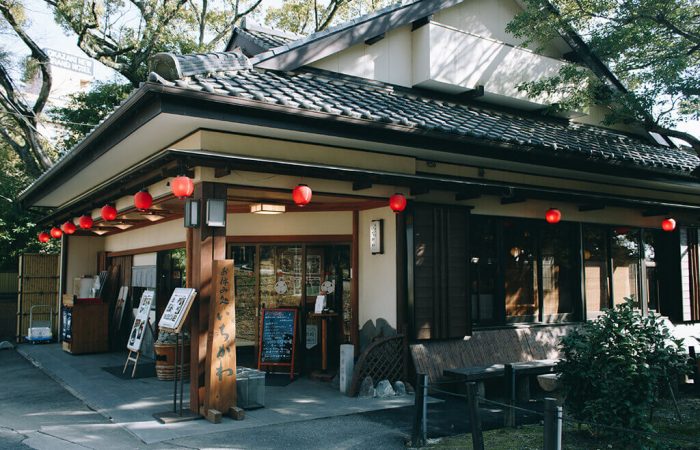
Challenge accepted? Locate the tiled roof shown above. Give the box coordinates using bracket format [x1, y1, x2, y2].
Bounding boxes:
[147, 61, 699, 176]
[243, 28, 297, 49]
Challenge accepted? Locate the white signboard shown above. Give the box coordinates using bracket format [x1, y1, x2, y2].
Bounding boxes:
[46, 48, 94, 76]
[158, 288, 197, 333]
[127, 290, 154, 352]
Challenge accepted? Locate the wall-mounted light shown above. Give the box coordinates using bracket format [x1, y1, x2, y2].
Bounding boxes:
[206, 198, 227, 227]
[184, 199, 200, 228]
[250, 203, 286, 215]
[113, 222, 133, 230]
[92, 229, 109, 236]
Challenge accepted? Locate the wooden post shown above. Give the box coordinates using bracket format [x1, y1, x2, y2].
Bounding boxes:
[689, 346, 699, 392]
[351, 211, 359, 355]
[189, 182, 227, 414]
[411, 373, 427, 447]
[466, 382, 484, 450]
[504, 363, 516, 427]
[543, 398, 562, 450]
[204, 260, 237, 414]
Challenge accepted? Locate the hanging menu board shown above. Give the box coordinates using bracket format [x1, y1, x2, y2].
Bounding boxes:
[258, 308, 297, 379]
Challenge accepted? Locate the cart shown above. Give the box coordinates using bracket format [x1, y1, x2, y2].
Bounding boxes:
[26, 304, 53, 343]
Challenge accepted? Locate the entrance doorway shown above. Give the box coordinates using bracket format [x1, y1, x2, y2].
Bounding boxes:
[228, 242, 352, 375]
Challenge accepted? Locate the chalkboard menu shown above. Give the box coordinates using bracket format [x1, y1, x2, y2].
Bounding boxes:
[258, 308, 297, 379]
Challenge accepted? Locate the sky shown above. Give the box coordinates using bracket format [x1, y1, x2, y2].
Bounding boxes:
[8, 0, 700, 141]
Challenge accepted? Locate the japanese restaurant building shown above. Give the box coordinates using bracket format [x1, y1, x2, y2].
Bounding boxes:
[20, 0, 700, 413]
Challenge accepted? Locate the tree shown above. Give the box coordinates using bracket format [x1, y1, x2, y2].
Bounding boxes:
[0, 0, 55, 178]
[46, 0, 264, 87]
[50, 82, 132, 153]
[265, 0, 393, 35]
[0, 141, 59, 270]
[507, 0, 700, 150]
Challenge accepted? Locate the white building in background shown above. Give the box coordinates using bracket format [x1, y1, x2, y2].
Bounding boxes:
[23, 48, 94, 141]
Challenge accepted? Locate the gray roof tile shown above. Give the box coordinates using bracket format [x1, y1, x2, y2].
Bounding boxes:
[149, 62, 699, 176]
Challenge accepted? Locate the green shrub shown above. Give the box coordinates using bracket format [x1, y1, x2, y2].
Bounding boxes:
[557, 299, 690, 434]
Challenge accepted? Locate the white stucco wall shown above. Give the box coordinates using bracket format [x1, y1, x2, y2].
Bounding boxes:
[358, 207, 397, 329]
[64, 235, 105, 294]
[103, 218, 185, 252]
[133, 253, 157, 266]
[227, 211, 353, 236]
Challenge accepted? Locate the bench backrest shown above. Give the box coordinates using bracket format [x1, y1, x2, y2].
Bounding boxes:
[410, 325, 576, 382]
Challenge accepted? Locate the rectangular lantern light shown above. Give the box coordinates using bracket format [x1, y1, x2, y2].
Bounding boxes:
[206, 198, 227, 227]
[250, 203, 286, 215]
[184, 199, 200, 228]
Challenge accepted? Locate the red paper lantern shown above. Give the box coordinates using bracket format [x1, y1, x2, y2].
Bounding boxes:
[545, 208, 562, 224]
[661, 218, 676, 232]
[171, 175, 194, 199]
[50, 227, 63, 239]
[37, 232, 50, 243]
[292, 184, 313, 207]
[79, 215, 94, 229]
[389, 193, 407, 213]
[61, 221, 76, 235]
[101, 204, 117, 221]
[134, 190, 153, 210]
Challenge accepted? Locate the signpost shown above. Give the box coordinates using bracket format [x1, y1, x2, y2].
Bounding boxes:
[258, 308, 298, 379]
[204, 260, 237, 415]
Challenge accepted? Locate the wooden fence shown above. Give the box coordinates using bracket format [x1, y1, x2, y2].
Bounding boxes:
[0, 272, 18, 341]
[17, 254, 60, 342]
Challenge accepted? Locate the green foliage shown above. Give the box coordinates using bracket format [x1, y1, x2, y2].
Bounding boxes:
[265, 0, 394, 34]
[49, 82, 132, 154]
[0, 143, 59, 271]
[507, 0, 700, 132]
[558, 299, 690, 435]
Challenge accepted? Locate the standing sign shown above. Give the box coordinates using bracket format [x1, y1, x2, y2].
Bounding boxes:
[159, 288, 197, 333]
[127, 290, 154, 352]
[205, 260, 237, 412]
[258, 308, 297, 379]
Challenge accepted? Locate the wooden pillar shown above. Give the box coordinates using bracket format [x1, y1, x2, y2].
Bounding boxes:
[188, 182, 227, 414]
[351, 210, 360, 354]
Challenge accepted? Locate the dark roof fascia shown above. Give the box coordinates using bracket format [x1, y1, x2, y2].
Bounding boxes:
[19, 85, 163, 208]
[42, 147, 700, 226]
[153, 83, 698, 184]
[253, 0, 462, 71]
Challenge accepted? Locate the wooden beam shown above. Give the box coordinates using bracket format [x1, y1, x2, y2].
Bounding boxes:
[410, 186, 429, 196]
[214, 167, 232, 178]
[642, 209, 669, 217]
[501, 196, 525, 205]
[352, 180, 372, 191]
[578, 204, 605, 212]
[456, 192, 481, 201]
[364, 33, 385, 45]
[411, 15, 432, 31]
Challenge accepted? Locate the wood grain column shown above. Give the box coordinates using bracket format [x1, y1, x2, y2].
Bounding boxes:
[351, 210, 359, 355]
[188, 182, 227, 414]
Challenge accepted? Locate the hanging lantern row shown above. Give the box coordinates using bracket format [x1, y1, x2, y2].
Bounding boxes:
[292, 184, 313, 207]
[134, 190, 153, 210]
[171, 175, 195, 199]
[61, 221, 76, 235]
[662, 217, 676, 232]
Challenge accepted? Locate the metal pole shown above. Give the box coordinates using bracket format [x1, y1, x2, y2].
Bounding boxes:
[173, 331, 178, 413]
[543, 397, 562, 450]
[179, 329, 185, 415]
[422, 375, 428, 445]
[505, 363, 515, 427]
[411, 373, 427, 447]
[466, 382, 484, 450]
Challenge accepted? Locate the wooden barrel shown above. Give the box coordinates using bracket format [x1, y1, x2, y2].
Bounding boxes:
[154, 342, 191, 381]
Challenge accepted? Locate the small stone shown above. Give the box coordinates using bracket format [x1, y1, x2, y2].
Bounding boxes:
[359, 376, 374, 397]
[393, 381, 407, 395]
[405, 382, 415, 394]
[0, 341, 14, 350]
[376, 380, 395, 398]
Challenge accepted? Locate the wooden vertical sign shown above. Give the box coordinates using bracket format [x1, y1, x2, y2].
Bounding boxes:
[204, 260, 237, 414]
